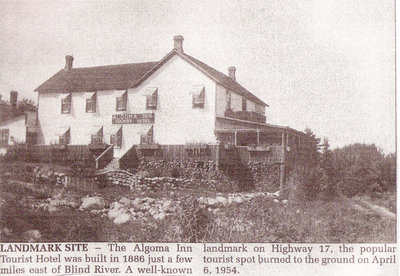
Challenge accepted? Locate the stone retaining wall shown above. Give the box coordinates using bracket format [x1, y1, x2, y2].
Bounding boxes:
[0, 160, 282, 193]
[103, 160, 281, 192]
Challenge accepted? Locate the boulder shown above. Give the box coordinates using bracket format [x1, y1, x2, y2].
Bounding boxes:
[153, 212, 166, 220]
[46, 204, 58, 213]
[147, 198, 155, 204]
[24, 230, 41, 242]
[110, 201, 124, 210]
[232, 197, 244, 204]
[132, 198, 141, 210]
[80, 196, 105, 210]
[161, 200, 172, 210]
[216, 196, 227, 206]
[165, 206, 176, 213]
[207, 198, 219, 208]
[128, 208, 136, 216]
[108, 207, 126, 219]
[114, 213, 130, 225]
[140, 203, 151, 212]
[119, 197, 131, 206]
[148, 206, 158, 216]
[136, 211, 145, 218]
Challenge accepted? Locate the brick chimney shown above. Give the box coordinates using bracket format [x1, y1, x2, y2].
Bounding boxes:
[228, 67, 236, 81]
[65, 55, 74, 70]
[173, 35, 184, 53]
[10, 91, 18, 109]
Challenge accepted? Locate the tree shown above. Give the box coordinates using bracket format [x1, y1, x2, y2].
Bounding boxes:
[320, 138, 336, 199]
[304, 127, 321, 167]
[0, 97, 37, 123]
[320, 138, 334, 176]
[332, 143, 393, 196]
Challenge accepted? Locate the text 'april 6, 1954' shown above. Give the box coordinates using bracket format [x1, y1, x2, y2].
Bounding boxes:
[0, 243, 397, 275]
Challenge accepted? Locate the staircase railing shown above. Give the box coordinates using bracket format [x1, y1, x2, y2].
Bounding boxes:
[95, 144, 114, 169]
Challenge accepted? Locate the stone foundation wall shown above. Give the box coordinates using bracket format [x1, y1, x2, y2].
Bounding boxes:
[0, 160, 282, 193]
[104, 160, 281, 193]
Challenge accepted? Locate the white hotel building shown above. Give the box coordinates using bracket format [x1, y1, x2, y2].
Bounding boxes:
[35, 36, 269, 158]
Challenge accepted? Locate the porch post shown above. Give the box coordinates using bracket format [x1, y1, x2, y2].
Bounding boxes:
[234, 131, 238, 146]
[279, 130, 286, 192]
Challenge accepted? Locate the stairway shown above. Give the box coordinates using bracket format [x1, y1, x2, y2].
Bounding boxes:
[99, 158, 120, 172]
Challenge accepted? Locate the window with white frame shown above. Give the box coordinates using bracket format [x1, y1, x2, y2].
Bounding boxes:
[60, 93, 71, 114]
[85, 92, 97, 113]
[0, 129, 9, 146]
[146, 88, 158, 110]
[192, 86, 205, 108]
[110, 127, 122, 148]
[91, 126, 103, 145]
[59, 128, 70, 145]
[140, 126, 153, 144]
[116, 90, 127, 111]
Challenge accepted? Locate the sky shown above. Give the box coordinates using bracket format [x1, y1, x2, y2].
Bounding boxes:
[0, 0, 395, 153]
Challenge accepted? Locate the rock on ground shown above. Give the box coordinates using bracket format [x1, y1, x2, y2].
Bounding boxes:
[114, 213, 130, 224]
[80, 196, 105, 210]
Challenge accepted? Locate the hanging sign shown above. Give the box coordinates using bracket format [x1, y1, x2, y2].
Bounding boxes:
[112, 113, 155, 124]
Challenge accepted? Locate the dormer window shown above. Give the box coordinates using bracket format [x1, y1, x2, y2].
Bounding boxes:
[110, 126, 122, 148]
[60, 93, 71, 114]
[90, 126, 103, 145]
[146, 88, 158, 110]
[58, 127, 70, 145]
[242, 98, 247, 111]
[140, 125, 154, 144]
[116, 90, 127, 111]
[192, 86, 205, 108]
[85, 92, 97, 113]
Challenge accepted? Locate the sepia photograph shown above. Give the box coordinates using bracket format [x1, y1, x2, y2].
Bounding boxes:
[0, 0, 396, 244]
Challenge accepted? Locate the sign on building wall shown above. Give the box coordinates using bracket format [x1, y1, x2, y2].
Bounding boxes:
[112, 113, 155, 124]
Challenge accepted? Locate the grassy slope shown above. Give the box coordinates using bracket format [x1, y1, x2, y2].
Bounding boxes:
[0, 177, 395, 243]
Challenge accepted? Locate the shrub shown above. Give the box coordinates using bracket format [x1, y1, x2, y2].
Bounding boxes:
[147, 168, 163, 178]
[285, 165, 323, 202]
[68, 159, 96, 177]
[2, 144, 38, 163]
[177, 196, 212, 242]
[333, 143, 395, 196]
[170, 167, 180, 178]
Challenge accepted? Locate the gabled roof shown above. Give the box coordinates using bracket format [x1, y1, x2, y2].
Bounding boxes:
[35, 50, 267, 106]
[0, 114, 25, 127]
[35, 62, 157, 92]
[181, 53, 267, 106]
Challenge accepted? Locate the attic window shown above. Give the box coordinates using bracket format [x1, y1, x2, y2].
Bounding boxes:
[146, 88, 158, 110]
[192, 86, 205, 108]
[90, 126, 103, 145]
[110, 126, 122, 148]
[85, 92, 97, 113]
[0, 129, 9, 146]
[116, 90, 127, 111]
[60, 93, 71, 114]
[58, 127, 70, 145]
